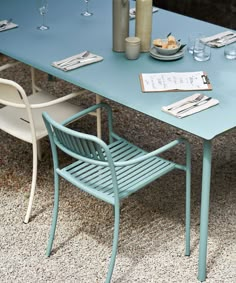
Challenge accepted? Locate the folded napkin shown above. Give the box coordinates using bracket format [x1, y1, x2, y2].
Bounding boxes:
[52, 51, 103, 71]
[0, 20, 18, 32]
[129, 7, 159, 20]
[201, 31, 236, 47]
[162, 93, 219, 118]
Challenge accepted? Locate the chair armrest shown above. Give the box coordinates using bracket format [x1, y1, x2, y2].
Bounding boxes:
[30, 91, 86, 109]
[0, 62, 21, 72]
[114, 137, 189, 166]
[60, 102, 112, 125]
[0, 90, 86, 109]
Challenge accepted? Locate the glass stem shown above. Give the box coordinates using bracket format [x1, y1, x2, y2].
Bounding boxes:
[42, 14, 45, 26]
[86, 1, 89, 13]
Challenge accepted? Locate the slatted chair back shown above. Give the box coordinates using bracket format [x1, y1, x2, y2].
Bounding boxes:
[43, 110, 121, 206]
[43, 112, 112, 165]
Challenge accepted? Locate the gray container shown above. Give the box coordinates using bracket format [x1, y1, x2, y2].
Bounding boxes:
[135, 0, 153, 52]
[112, 0, 130, 52]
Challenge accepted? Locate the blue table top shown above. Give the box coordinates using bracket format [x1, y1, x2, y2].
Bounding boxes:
[0, 0, 235, 140]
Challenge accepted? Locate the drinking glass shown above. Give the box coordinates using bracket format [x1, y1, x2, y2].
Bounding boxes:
[187, 33, 204, 54]
[37, 0, 49, 30]
[193, 38, 211, 61]
[224, 42, 236, 60]
[81, 0, 93, 16]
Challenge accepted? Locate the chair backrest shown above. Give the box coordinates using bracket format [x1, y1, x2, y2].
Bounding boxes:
[0, 78, 38, 140]
[43, 109, 121, 203]
[0, 78, 28, 106]
[43, 111, 113, 167]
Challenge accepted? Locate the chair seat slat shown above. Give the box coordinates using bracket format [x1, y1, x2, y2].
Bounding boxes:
[60, 150, 175, 201]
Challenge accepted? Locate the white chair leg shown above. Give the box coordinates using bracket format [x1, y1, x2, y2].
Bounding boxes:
[24, 142, 38, 223]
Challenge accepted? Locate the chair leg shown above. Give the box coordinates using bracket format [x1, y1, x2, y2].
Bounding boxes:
[105, 204, 120, 283]
[185, 142, 191, 256]
[24, 143, 38, 223]
[37, 140, 43, 161]
[46, 172, 60, 257]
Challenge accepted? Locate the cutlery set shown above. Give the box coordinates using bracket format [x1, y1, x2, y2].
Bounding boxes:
[0, 18, 12, 29]
[167, 93, 204, 111]
[201, 31, 236, 47]
[208, 34, 236, 45]
[52, 51, 104, 71]
[176, 97, 212, 115]
[58, 56, 97, 68]
[55, 51, 92, 67]
[164, 93, 217, 118]
[0, 18, 18, 32]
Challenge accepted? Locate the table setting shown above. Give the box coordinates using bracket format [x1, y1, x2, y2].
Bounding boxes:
[0, 19, 18, 32]
[162, 93, 219, 118]
[187, 31, 236, 60]
[52, 51, 103, 72]
[149, 34, 186, 61]
[200, 30, 236, 47]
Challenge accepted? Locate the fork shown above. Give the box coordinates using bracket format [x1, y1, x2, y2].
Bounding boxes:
[167, 93, 204, 111]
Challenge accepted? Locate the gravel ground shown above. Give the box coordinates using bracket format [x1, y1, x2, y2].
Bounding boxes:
[0, 58, 236, 283]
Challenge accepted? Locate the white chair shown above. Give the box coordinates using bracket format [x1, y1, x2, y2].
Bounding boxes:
[0, 62, 101, 223]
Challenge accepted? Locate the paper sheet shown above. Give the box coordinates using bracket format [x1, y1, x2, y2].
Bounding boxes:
[140, 71, 212, 92]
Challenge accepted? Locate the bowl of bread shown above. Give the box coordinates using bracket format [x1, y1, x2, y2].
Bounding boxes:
[153, 35, 181, 55]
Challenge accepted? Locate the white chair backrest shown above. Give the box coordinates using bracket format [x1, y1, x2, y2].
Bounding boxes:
[0, 78, 30, 107]
[0, 78, 38, 142]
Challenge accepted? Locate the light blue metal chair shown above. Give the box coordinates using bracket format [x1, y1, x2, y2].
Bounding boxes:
[43, 103, 191, 283]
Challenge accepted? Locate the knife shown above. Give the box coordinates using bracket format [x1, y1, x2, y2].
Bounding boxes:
[176, 97, 212, 114]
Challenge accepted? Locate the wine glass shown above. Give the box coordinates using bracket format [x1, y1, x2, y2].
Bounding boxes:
[37, 0, 49, 30]
[81, 0, 93, 17]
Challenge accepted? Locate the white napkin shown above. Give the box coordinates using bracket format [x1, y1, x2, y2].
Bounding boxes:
[162, 93, 219, 118]
[201, 31, 236, 47]
[52, 51, 103, 72]
[0, 20, 18, 32]
[129, 7, 159, 20]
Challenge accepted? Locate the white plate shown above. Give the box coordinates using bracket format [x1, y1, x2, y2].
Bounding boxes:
[149, 47, 185, 61]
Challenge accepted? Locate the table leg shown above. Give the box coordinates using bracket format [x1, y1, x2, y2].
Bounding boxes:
[96, 94, 102, 138]
[198, 139, 212, 282]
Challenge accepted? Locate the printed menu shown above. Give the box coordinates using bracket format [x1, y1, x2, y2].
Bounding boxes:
[139, 71, 212, 92]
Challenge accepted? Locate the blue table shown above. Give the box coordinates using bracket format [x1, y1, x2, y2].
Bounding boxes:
[1, 0, 235, 281]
